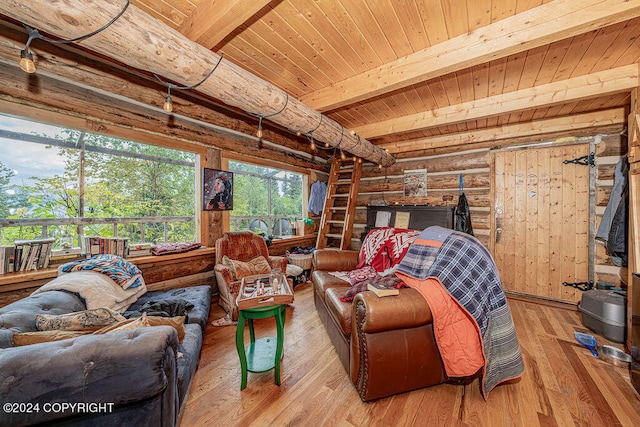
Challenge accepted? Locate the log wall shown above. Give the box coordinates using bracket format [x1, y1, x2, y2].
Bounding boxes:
[356, 132, 627, 288]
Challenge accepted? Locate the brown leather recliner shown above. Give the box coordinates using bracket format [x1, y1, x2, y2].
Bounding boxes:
[312, 249, 447, 401]
[214, 231, 288, 320]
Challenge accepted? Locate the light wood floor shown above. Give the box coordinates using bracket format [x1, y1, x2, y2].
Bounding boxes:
[181, 282, 640, 426]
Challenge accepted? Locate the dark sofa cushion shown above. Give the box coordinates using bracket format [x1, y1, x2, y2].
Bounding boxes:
[0, 327, 178, 426]
[127, 286, 211, 332]
[0, 291, 85, 337]
[176, 323, 204, 405]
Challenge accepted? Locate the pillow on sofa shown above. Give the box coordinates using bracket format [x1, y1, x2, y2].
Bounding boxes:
[35, 307, 126, 332]
[12, 330, 91, 346]
[222, 255, 271, 280]
[345, 266, 379, 285]
[95, 314, 186, 343]
[340, 275, 406, 302]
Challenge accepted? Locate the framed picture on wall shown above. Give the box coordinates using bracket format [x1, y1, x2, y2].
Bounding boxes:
[404, 169, 427, 197]
[203, 168, 233, 211]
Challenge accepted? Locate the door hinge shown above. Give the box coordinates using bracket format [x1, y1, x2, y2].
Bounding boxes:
[563, 152, 595, 167]
[562, 280, 594, 291]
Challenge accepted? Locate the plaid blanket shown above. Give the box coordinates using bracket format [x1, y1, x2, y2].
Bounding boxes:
[396, 226, 524, 399]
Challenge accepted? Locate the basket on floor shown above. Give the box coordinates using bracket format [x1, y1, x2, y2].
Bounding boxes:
[286, 251, 313, 270]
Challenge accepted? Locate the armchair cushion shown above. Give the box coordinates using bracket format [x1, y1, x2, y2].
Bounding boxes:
[222, 255, 271, 280]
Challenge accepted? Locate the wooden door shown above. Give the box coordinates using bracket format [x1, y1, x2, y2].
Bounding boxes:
[492, 144, 591, 303]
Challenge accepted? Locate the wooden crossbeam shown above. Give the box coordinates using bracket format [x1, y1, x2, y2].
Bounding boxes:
[379, 109, 626, 153]
[300, 0, 640, 111]
[354, 65, 639, 139]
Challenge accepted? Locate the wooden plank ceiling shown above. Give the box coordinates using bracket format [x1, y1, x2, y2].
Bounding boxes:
[34, 0, 640, 154]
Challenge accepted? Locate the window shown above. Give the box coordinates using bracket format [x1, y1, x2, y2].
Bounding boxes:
[0, 113, 196, 248]
[228, 160, 303, 237]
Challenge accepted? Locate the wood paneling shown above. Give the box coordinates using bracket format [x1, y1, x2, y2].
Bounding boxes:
[493, 144, 591, 303]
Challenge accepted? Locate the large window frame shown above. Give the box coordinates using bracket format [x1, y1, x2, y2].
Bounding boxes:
[227, 159, 308, 238]
[0, 113, 199, 251]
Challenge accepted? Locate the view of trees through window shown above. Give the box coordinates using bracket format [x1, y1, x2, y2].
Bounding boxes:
[229, 160, 303, 237]
[0, 114, 196, 248]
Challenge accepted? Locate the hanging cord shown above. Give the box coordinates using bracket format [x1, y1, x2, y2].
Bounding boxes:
[154, 54, 224, 91]
[22, 0, 130, 46]
[246, 92, 289, 120]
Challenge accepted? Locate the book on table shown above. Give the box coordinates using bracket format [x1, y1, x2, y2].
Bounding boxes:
[367, 282, 399, 297]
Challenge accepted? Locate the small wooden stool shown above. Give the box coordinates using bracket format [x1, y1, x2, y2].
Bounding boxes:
[235, 304, 286, 390]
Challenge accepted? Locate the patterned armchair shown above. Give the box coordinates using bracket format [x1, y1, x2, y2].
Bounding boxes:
[214, 231, 288, 320]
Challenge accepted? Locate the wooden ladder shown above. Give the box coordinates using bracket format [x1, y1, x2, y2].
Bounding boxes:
[316, 158, 362, 250]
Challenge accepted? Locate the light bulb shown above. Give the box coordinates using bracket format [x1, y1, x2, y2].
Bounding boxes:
[257, 127, 263, 139]
[340, 151, 346, 160]
[378, 164, 383, 169]
[19, 49, 36, 73]
[310, 140, 316, 150]
[325, 142, 329, 148]
[350, 130, 356, 136]
[163, 95, 173, 113]
[296, 131, 302, 137]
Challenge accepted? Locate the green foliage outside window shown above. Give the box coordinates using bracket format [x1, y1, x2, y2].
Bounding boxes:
[229, 160, 303, 235]
[0, 124, 196, 247]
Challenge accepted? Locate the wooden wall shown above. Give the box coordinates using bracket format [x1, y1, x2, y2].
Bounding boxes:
[353, 131, 628, 291]
[352, 147, 491, 248]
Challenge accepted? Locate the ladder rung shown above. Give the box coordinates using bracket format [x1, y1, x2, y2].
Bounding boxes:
[337, 169, 353, 174]
[333, 194, 349, 198]
[330, 207, 346, 211]
[327, 220, 344, 225]
[326, 233, 343, 238]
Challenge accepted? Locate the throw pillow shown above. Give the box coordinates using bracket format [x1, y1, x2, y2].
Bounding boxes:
[35, 307, 126, 332]
[95, 314, 186, 343]
[340, 275, 406, 302]
[222, 255, 271, 280]
[345, 265, 379, 285]
[12, 330, 91, 346]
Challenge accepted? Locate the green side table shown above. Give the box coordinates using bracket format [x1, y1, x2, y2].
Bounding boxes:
[235, 304, 287, 390]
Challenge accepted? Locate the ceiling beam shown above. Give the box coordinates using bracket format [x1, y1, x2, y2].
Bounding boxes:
[353, 65, 639, 139]
[379, 108, 627, 153]
[178, 0, 272, 49]
[300, 0, 640, 112]
[0, 0, 393, 166]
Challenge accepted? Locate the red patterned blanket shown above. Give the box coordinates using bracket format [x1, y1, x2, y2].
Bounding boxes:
[357, 227, 420, 273]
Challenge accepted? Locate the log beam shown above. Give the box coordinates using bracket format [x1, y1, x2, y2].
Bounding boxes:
[379, 109, 627, 153]
[0, 22, 324, 162]
[0, 0, 394, 166]
[0, 64, 328, 171]
[178, 0, 272, 49]
[354, 65, 639, 139]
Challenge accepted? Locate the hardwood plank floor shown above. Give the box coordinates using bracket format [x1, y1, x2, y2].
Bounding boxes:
[181, 282, 640, 426]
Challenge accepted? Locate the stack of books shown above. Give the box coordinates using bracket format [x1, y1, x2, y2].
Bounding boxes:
[83, 237, 128, 258]
[0, 238, 55, 273]
[127, 243, 153, 257]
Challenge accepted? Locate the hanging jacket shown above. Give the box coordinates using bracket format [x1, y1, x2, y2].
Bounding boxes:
[455, 192, 474, 236]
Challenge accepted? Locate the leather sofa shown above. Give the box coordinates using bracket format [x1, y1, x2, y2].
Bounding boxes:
[312, 249, 448, 401]
[0, 285, 211, 426]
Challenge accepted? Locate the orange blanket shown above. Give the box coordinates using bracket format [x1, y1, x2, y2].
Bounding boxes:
[400, 275, 485, 378]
